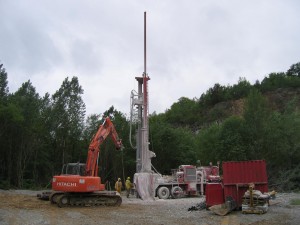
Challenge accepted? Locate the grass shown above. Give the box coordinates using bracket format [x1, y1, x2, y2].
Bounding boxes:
[290, 199, 300, 205]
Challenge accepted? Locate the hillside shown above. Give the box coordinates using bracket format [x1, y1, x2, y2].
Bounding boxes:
[210, 87, 300, 119]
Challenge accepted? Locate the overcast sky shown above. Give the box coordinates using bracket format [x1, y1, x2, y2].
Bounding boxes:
[1, 0, 300, 117]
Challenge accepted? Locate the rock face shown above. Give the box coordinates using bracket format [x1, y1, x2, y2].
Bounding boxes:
[211, 87, 300, 117]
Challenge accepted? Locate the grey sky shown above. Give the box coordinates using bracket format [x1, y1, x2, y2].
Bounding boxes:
[1, 0, 300, 116]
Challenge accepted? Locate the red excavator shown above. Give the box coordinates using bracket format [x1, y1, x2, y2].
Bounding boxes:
[42, 117, 123, 207]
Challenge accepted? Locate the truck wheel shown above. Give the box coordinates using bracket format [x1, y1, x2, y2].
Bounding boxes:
[157, 186, 170, 199]
[171, 186, 183, 199]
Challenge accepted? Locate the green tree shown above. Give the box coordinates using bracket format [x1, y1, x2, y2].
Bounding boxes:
[8, 81, 41, 187]
[228, 77, 252, 100]
[195, 123, 221, 165]
[83, 113, 102, 146]
[50, 77, 86, 174]
[0, 103, 24, 188]
[260, 72, 286, 91]
[165, 97, 198, 127]
[200, 83, 228, 106]
[218, 116, 246, 161]
[262, 97, 300, 190]
[286, 62, 300, 77]
[150, 114, 197, 174]
[30, 93, 54, 186]
[260, 72, 300, 92]
[0, 64, 9, 100]
[0, 66, 24, 188]
[242, 89, 271, 159]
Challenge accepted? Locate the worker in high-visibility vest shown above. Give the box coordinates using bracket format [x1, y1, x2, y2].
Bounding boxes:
[115, 178, 122, 194]
[125, 177, 133, 198]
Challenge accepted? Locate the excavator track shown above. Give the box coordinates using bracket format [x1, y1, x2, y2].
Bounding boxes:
[49, 191, 122, 208]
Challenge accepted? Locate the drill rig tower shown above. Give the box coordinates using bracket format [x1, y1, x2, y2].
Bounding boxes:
[130, 12, 158, 199]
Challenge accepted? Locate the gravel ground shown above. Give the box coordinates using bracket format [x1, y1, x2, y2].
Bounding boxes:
[0, 190, 299, 225]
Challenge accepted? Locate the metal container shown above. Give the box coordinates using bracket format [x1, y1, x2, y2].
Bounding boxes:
[205, 183, 224, 207]
[222, 160, 268, 208]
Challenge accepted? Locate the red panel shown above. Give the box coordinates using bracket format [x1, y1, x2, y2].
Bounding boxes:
[222, 160, 268, 207]
[205, 183, 224, 207]
[222, 160, 268, 185]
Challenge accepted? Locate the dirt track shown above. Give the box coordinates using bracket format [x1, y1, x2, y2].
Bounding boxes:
[0, 190, 299, 225]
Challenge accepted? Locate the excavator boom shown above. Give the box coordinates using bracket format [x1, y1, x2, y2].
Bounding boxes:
[86, 117, 122, 176]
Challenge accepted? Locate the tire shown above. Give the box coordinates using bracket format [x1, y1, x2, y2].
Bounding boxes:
[157, 186, 170, 199]
[171, 186, 183, 199]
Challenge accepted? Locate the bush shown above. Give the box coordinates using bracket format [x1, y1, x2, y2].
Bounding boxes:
[290, 199, 300, 205]
[0, 179, 10, 190]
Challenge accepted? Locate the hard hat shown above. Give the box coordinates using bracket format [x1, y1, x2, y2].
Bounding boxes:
[127, 177, 130, 180]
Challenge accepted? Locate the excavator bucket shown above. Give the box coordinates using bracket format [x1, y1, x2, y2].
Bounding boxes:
[209, 203, 232, 216]
[209, 196, 236, 216]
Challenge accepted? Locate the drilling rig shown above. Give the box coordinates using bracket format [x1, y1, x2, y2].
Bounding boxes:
[129, 12, 159, 200]
[129, 12, 221, 200]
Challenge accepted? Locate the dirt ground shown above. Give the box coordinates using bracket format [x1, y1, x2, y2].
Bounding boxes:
[0, 190, 299, 225]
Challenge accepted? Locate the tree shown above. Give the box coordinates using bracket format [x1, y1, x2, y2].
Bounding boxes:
[83, 113, 102, 144]
[165, 97, 198, 127]
[218, 116, 246, 161]
[228, 77, 252, 100]
[260, 72, 300, 92]
[200, 83, 228, 106]
[0, 102, 24, 188]
[7, 81, 41, 187]
[195, 123, 221, 165]
[50, 77, 86, 174]
[150, 114, 197, 174]
[30, 93, 53, 186]
[0, 64, 9, 100]
[286, 62, 300, 77]
[242, 89, 271, 159]
[0, 64, 10, 137]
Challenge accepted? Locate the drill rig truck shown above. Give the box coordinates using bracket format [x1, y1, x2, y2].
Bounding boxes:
[154, 163, 221, 199]
[41, 117, 123, 207]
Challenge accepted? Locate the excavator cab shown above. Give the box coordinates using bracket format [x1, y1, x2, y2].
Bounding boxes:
[61, 163, 86, 176]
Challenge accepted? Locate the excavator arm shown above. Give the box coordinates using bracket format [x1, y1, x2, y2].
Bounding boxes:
[85, 117, 123, 177]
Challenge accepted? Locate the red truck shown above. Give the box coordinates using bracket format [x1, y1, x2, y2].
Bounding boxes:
[154, 163, 221, 199]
